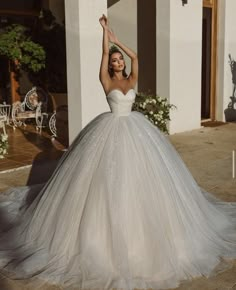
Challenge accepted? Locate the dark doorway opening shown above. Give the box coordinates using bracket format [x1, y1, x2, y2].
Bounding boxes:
[0, 57, 10, 103]
[137, 0, 156, 94]
[201, 7, 212, 119]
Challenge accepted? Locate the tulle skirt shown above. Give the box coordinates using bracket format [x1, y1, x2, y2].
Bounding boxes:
[0, 111, 236, 290]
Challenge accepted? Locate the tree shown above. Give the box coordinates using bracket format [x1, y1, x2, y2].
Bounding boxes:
[0, 24, 46, 73]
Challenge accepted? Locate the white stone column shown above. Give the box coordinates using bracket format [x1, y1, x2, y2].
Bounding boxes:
[156, 0, 202, 134]
[65, 0, 108, 144]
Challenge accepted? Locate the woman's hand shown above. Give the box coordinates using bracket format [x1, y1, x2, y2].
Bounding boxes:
[99, 14, 118, 43]
[99, 14, 108, 29]
[108, 29, 119, 44]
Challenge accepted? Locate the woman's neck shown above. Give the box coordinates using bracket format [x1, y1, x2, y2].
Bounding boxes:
[112, 72, 126, 81]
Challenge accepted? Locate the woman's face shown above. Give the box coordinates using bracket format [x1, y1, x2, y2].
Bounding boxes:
[109, 52, 125, 73]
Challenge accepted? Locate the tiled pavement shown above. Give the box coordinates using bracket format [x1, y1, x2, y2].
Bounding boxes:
[0, 124, 64, 192]
[0, 125, 64, 172]
[0, 122, 236, 289]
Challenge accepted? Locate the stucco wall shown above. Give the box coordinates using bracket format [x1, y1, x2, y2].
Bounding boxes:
[156, 0, 170, 106]
[108, 0, 137, 87]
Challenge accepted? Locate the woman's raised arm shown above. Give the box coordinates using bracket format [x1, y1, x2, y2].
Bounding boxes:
[99, 14, 111, 91]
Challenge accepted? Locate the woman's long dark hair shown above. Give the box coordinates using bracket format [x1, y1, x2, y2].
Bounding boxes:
[108, 45, 128, 78]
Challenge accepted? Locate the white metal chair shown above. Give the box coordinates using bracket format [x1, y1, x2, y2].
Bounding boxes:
[11, 87, 48, 133]
[48, 93, 68, 139]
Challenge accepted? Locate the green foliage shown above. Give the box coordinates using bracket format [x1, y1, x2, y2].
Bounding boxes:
[132, 92, 176, 134]
[0, 24, 45, 73]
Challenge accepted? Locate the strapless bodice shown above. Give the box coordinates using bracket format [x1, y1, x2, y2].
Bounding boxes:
[106, 89, 135, 116]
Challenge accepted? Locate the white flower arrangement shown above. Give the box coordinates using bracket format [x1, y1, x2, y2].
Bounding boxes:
[132, 92, 176, 134]
[0, 134, 8, 159]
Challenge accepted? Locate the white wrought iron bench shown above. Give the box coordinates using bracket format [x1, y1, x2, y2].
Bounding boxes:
[11, 87, 48, 133]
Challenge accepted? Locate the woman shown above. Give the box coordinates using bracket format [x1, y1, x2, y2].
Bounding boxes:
[0, 14, 236, 290]
[99, 14, 138, 96]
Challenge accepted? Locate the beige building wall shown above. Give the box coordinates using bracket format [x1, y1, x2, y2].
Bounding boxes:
[108, 0, 137, 88]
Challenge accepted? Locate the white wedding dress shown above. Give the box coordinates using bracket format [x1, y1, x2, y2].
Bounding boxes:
[0, 89, 236, 290]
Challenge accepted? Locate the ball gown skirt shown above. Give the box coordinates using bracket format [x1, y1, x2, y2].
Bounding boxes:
[0, 89, 236, 290]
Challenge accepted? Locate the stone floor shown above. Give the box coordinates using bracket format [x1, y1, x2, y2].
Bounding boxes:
[0, 122, 236, 289]
[0, 125, 63, 172]
[0, 125, 64, 190]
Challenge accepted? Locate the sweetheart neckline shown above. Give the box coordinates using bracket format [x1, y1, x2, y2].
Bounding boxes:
[106, 88, 135, 97]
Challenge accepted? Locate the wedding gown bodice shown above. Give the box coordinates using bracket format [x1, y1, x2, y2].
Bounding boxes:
[106, 89, 135, 116]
